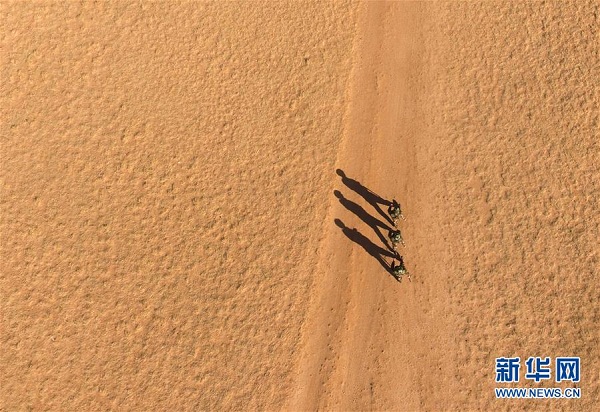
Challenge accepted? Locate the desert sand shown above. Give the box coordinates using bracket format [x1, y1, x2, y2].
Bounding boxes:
[1, 1, 598, 411]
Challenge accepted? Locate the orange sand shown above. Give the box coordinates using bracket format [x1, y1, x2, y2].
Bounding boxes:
[2, 1, 598, 411]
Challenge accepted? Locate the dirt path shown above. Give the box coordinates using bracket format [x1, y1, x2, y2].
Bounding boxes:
[289, 3, 455, 410]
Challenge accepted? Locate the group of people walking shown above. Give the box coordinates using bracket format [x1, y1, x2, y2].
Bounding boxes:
[387, 200, 410, 282]
[335, 169, 410, 282]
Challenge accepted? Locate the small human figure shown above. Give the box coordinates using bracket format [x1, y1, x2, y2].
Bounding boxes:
[388, 199, 405, 226]
[391, 258, 411, 282]
[388, 229, 405, 250]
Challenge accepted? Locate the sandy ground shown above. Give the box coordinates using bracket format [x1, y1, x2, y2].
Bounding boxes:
[2, 2, 357, 410]
[2, 1, 598, 411]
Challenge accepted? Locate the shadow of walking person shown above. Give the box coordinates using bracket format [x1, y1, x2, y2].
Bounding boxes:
[336, 169, 393, 226]
[334, 190, 395, 252]
[334, 218, 396, 276]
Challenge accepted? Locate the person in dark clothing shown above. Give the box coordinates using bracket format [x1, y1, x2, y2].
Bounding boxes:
[388, 199, 405, 226]
[391, 258, 410, 282]
[388, 229, 405, 250]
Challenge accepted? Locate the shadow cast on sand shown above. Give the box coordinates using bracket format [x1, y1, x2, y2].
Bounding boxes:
[334, 218, 398, 278]
[334, 190, 395, 252]
[336, 169, 393, 226]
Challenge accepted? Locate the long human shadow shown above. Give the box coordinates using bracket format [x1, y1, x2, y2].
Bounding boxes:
[336, 169, 393, 226]
[334, 218, 396, 275]
[334, 190, 395, 252]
